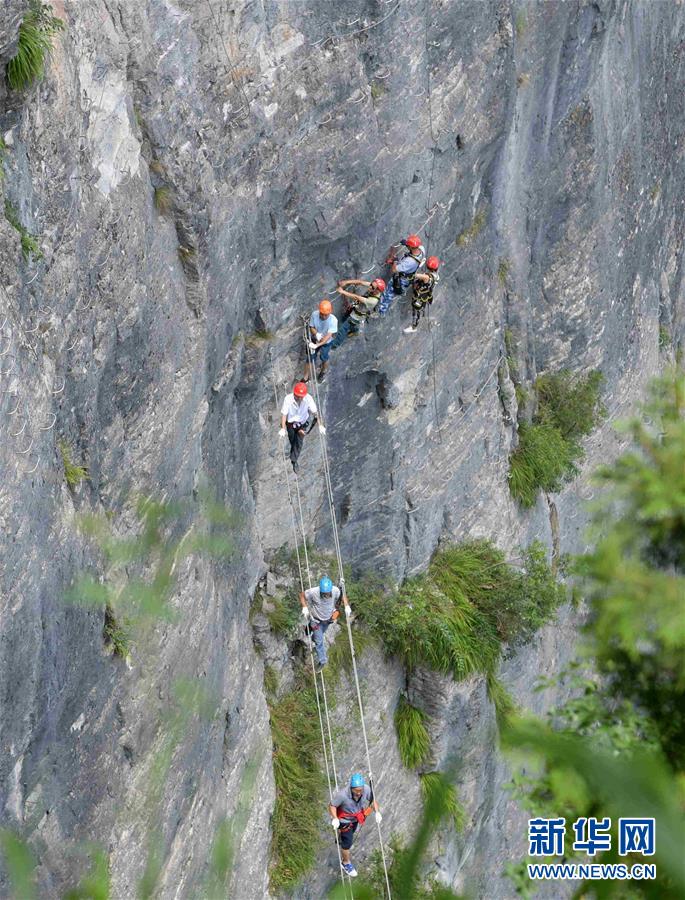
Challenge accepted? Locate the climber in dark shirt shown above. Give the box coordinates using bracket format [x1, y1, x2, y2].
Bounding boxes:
[404, 256, 440, 333]
[329, 278, 386, 349]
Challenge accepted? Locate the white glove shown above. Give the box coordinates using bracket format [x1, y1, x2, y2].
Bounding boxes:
[278, 428, 286, 438]
[316, 332, 323, 341]
[308, 341, 318, 352]
[319, 425, 326, 435]
[331, 817, 340, 829]
[375, 812, 383, 823]
[301, 606, 310, 620]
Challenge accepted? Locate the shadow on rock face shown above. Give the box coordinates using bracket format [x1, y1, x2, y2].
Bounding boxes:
[374, 371, 401, 410]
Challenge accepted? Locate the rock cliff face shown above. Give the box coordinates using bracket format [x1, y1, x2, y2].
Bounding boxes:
[1, 1, 683, 897]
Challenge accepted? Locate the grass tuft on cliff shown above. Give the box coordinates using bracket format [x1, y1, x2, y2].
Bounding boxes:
[509, 369, 605, 507]
[355, 539, 564, 683]
[153, 186, 173, 215]
[59, 441, 89, 490]
[4, 200, 43, 262]
[455, 207, 486, 247]
[395, 696, 431, 769]
[103, 604, 130, 658]
[265, 594, 301, 636]
[6, 1, 64, 91]
[268, 672, 326, 891]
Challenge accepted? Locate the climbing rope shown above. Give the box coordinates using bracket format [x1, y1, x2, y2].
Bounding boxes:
[204, 0, 251, 119]
[421, 9, 444, 446]
[305, 335, 393, 899]
[267, 349, 354, 898]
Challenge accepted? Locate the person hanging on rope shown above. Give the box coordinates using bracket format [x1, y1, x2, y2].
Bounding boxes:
[378, 233, 426, 316]
[299, 575, 349, 672]
[329, 773, 382, 877]
[404, 255, 440, 333]
[303, 299, 338, 383]
[328, 277, 386, 349]
[278, 381, 326, 474]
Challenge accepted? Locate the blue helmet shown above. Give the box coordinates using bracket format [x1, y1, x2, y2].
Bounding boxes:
[350, 773, 365, 788]
[319, 576, 333, 595]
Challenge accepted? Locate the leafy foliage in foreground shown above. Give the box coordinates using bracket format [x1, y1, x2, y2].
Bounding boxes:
[505, 371, 685, 898]
[69, 492, 235, 642]
[509, 369, 605, 507]
[0, 495, 248, 898]
[419, 774, 465, 832]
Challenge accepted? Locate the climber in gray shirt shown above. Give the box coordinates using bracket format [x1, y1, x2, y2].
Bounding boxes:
[299, 576, 350, 671]
[328, 773, 381, 877]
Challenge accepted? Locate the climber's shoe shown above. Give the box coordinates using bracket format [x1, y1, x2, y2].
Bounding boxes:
[317, 367, 327, 382]
[403, 325, 418, 334]
[342, 863, 358, 877]
[292, 460, 299, 474]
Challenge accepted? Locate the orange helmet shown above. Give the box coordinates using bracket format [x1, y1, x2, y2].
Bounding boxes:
[319, 299, 332, 315]
[405, 234, 421, 250]
[426, 256, 440, 271]
[293, 382, 308, 398]
[372, 278, 386, 291]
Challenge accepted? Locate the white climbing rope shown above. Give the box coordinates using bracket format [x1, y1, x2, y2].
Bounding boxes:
[267, 349, 354, 898]
[305, 335, 393, 900]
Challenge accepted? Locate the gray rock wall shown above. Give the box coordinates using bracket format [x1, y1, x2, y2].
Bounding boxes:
[1, 0, 683, 897]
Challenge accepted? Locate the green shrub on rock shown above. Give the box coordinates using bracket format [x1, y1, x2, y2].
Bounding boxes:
[355, 539, 564, 680]
[395, 696, 431, 769]
[509, 369, 605, 507]
[6, 1, 64, 91]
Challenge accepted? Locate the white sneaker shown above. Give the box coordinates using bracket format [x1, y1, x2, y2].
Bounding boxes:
[403, 325, 418, 334]
[342, 862, 358, 877]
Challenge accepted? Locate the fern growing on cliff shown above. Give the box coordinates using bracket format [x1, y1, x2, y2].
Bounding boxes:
[6, 1, 64, 91]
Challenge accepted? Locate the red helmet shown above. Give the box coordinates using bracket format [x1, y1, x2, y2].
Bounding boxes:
[371, 278, 386, 292]
[319, 299, 332, 315]
[426, 256, 440, 271]
[405, 234, 421, 250]
[293, 382, 308, 398]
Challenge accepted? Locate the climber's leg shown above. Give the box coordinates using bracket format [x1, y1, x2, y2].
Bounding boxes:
[311, 620, 330, 666]
[287, 422, 305, 471]
[330, 318, 351, 350]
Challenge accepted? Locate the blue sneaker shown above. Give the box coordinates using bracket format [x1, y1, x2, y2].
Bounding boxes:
[342, 862, 357, 877]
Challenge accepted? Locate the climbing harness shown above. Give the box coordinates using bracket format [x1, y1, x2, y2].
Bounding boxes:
[338, 805, 374, 831]
[305, 335, 394, 899]
[267, 349, 354, 899]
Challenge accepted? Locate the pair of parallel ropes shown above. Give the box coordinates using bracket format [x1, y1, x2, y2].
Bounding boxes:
[207, 0, 496, 893]
[268, 336, 392, 900]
